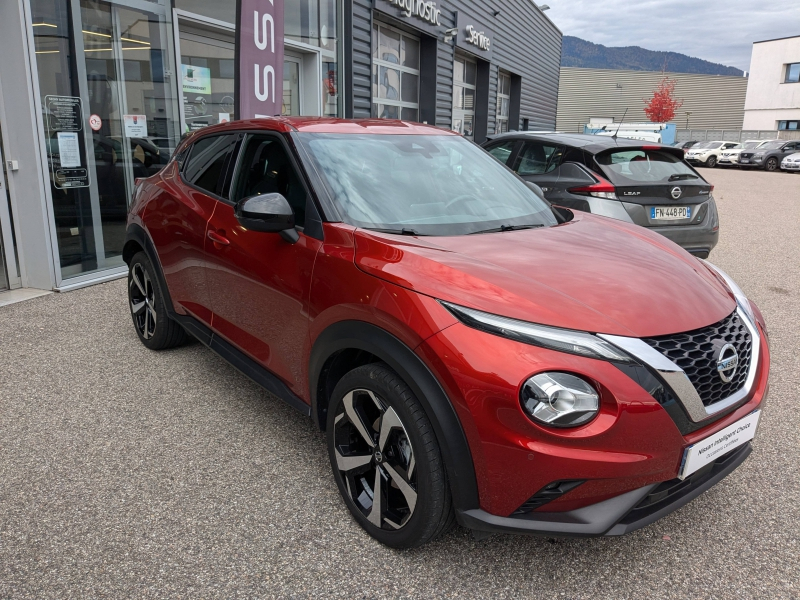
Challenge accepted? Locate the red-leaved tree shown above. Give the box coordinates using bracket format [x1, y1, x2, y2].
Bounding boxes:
[643, 76, 684, 123]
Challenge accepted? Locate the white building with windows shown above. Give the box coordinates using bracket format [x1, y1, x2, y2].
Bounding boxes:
[743, 35, 800, 131]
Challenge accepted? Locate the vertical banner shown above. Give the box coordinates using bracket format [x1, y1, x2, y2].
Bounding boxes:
[235, 0, 284, 120]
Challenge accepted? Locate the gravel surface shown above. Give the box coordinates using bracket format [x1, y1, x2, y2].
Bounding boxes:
[1, 168, 798, 599]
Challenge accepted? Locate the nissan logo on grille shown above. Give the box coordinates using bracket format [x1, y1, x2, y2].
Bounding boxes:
[716, 343, 739, 383]
[671, 187, 682, 199]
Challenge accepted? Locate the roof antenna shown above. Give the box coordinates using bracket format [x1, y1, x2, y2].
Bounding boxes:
[612, 108, 629, 139]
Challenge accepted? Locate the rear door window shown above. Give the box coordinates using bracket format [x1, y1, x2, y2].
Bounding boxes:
[484, 140, 518, 165]
[183, 134, 239, 197]
[513, 142, 564, 175]
[595, 149, 701, 185]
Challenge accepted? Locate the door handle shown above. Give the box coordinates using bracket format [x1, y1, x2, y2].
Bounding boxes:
[207, 230, 230, 246]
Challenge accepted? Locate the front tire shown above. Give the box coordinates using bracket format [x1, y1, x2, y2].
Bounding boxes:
[128, 251, 187, 350]
[326, 363, 454, 548]
[765, 157, 779, 172]
[706, 155, 717, 168]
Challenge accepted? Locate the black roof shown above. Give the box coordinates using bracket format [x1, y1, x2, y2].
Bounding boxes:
[485, 131, 676, 154]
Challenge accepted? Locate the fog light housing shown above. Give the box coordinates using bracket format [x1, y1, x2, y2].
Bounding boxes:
[521, 372, 599, 428]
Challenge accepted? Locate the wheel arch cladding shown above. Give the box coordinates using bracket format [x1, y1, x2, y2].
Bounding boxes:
[125, 223, 175, 309]
[309, 320, 480, 511]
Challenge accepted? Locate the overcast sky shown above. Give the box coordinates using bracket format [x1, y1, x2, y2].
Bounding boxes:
[545, 1, 799, 72]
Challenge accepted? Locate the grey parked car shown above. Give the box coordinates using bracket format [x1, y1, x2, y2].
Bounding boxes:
[739, 139, 800, 171]
[482, 132, 719, 258]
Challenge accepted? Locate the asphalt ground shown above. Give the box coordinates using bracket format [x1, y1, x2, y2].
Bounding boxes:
[1, 168, 799, 599]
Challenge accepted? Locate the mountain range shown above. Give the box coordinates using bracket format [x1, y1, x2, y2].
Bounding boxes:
[561, 36, 744, 77]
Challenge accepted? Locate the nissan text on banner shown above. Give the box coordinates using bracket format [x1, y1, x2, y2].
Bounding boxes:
[235, 0, 284, 119]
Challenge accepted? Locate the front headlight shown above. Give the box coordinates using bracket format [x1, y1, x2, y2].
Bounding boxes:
[521, 372, 600, 427]
[702, 261, 759, 335]
[753, 153, 764, 158]
[439, 301, 633, 362]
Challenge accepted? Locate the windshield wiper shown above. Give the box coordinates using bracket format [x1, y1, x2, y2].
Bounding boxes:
[469, 223, 545, 235]
[668, 174, 699, 181]
[364, 227, 425, 236]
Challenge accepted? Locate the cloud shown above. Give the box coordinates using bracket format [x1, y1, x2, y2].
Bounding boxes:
[545, 0, 799, 71]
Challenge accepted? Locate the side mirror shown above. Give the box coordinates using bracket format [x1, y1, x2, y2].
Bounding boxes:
[234, 193, 298, 242]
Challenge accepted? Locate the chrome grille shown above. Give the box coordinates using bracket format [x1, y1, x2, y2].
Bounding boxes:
[643, 311, 752, 407]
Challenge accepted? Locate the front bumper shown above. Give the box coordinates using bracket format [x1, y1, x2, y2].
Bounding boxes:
[457, 443, 752, 537]
[781, 162, 800, 171]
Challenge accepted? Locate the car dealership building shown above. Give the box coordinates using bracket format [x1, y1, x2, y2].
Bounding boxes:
[0, 0, 561, 295]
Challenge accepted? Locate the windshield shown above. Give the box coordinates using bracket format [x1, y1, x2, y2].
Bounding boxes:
[692, 141, 720, 150]
[742, 141, 763, 149]
[297, 133, 557, 235]
[758, 141, 783, 150]
[595, 149, 701, 185]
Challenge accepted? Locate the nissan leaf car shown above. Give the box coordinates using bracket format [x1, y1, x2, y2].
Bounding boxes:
[124, 118, 770, 548]
[483, 132, 719, 258]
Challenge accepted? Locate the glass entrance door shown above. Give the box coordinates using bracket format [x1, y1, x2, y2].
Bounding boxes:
[176, 22, 236, 132]
[30, 0, 180, 282]
[282, 56, 302, 116]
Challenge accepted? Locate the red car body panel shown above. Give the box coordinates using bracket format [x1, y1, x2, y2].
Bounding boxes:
[143, 161, 216, 324]
[353, 213, 735, 338]
[128, 118, 770, 532]
[205, 201, 322, 395]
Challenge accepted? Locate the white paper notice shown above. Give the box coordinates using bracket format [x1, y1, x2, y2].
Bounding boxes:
[218, 113, 230, 123]
[57, 131, 81, 168]
[123, 114, 147, 137]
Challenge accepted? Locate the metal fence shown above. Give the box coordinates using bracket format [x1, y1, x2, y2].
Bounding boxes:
[676, 129, 800, 142]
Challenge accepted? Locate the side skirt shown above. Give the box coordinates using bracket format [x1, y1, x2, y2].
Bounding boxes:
[173, 313, 312, 417]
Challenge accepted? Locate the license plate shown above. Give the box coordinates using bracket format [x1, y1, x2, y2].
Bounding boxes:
[679, 410, 761, 479]
[651, 206, 691, 220]
[740, 159, 750, 163]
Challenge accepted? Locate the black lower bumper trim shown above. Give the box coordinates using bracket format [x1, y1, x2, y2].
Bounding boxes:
[457, 442, 752, 538]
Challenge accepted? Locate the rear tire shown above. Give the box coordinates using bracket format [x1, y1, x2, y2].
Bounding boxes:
[765, 157, 779, 172]
[326, 363, 454, 548]
[128, 251, 188, 350]
[706, 156, 717, 168]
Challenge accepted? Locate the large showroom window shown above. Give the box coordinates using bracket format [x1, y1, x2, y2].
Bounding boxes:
[496, 71, 511, 134]
[452, 54, 477, 139]
[372, 23, 420, 121]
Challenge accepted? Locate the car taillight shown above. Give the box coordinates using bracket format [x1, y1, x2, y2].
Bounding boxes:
[568, 174, 618, 200]
[641, 145, 660, 150]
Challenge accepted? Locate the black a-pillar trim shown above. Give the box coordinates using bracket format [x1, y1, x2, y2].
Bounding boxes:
[419, 34, 438, 125]
[473, 59, 491, 143]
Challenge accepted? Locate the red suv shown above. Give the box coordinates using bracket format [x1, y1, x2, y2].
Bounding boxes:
[124, 118, 770, 548]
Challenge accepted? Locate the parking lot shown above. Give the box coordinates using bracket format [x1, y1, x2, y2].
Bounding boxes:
[1, 168, 798, 599]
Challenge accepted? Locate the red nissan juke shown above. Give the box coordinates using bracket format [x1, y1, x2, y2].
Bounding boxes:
[124, 118, 770, 548]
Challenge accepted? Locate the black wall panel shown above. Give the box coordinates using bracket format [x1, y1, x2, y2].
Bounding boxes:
[346, 0, 562, 135]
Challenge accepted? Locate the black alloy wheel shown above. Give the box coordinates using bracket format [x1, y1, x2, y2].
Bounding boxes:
[128, 251, 187, 350]
[327, 364, 454, 548]
[706, 155, 717, 168]
[765, 157, 779, 172]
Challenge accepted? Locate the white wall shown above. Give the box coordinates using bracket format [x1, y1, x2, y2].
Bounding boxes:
[743, 36, 800, 130]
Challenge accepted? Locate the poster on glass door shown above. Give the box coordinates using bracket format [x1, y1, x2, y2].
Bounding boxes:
[181, 64, 213, 131]
[44, 95, 90, 190]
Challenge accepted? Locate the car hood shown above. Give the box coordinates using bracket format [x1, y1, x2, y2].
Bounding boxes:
[353, 212, 735, 338]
